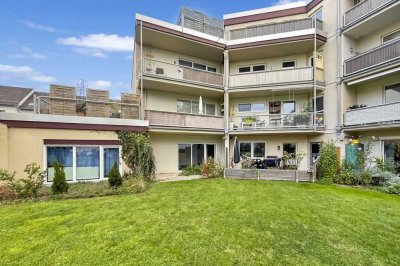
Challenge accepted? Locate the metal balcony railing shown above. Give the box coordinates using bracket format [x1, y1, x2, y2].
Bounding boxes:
[344, 0, 396, 26]
[145, 110, 224, 130]
[344, 102, 400, 126]
[228, 18, 323, 40]
[344, 38, 400, 75]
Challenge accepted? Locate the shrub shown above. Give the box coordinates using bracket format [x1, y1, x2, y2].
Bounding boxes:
[127, 176, 148, 193]
[0, 163, 45, 198]
[117, 131, 156, 182]
[383, 184, 400, 195]
[180, 165, 201, 176]
[51, 162, 69, 194]
[318, 141, 339, 181]
[201, 158, 223, 178]
[108, 162, 123, 187]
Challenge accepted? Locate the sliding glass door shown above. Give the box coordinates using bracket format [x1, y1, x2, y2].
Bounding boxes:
[178, 143, 217, 170]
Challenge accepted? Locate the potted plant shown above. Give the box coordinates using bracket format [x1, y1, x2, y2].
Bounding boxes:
[243, 116, 256, 124]
[293, 113, 310, 126]
[76, 102, 86, 116]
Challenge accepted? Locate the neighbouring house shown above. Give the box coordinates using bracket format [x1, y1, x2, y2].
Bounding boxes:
[0, 84, 147, 182]
[0, 85, 48, 113]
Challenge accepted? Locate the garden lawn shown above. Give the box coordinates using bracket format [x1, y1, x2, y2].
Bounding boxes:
[1, 179, 400, 265]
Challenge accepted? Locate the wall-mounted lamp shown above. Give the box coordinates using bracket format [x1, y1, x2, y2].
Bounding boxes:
[277, 145, 280, 151]
[350, 46, 354, 54]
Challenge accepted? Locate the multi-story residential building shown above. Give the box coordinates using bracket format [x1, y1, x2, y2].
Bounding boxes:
[341, 0, 400, 168]
[135, 0, 400, 174]
[135, 1, 341, 173]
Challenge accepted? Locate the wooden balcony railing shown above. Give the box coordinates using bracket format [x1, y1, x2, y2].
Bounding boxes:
[230, 112, 325, 131]
[145, 110, 224, 130]
[228, 18, 323, 40]
[229, 67, 324, 87]
[344, 38, 400, 75]
[142, 58, 223, 87]
[344, 0, 396, 26]
[344, 102, 400, 126]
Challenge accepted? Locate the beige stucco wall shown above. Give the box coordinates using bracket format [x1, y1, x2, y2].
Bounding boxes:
[0, 124, 9, 170]
[355, 74, 400, 106]
[3, 127, 121, 179]
[229, 53, 310, 74]
[150, 132, 224, 173]
[146, 90, 223, 115]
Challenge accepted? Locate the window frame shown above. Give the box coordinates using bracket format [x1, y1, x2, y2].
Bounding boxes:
[178, 143, 218, 170]
[179, 58, 218, 73]
[177, 99, 216, 116]
[238, 102, 266, 113]
[282, 100, 296, 114]
[282, 60, 296, 69]
[239, 141, 267, 159]
[384, 82, 400, 104]
[44, 144, 122, 183]
[238, 64, 267, 74]
[382, 28, 400, 44]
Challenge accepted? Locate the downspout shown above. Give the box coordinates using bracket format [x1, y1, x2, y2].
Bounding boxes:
[313, 16, 317, 131]
[223, 50, 230, 168]
[336, 0, 342, 133]
[140, 20, 144, 120]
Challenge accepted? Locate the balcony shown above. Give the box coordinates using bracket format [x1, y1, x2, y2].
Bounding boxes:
[343, 0, 400, 38]
[145, 110, 224, 131]
[344, 38, 400, 76]
[142, 58, 223, 87]
[230, 112, 325, 133]
[229, 67, 324, 88]
[228, 18, 323, 41]
[344, 102, 400, 127]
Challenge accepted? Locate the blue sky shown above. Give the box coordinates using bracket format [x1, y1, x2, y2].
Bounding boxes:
[0, 0, 290, 98]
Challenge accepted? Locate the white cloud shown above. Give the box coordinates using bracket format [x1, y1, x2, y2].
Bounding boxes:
[91, 80, 112, 88]
[19, 20, 60, 33]
[56, 34, 134, 58]
[274, 0, 303, 5]
[124, 55, 133, 60]
[7, 47, 48, 60]
[0, 64, 56, 83]
[88, 80, 131, 98]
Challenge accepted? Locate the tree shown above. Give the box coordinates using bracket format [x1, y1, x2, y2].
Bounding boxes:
[51, 162, 69, 194]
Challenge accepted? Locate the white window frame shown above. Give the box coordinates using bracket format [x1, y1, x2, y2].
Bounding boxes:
[282, 60, 296, 69]
[238, 102, 266, 113]
[238, 64, 267, 74]
[178, 58, 218, 73]
[177, 99, 216, 116]
[282, 100, 296, 114]
[43, 144, 122, 184]
[382, 28, 400, 44]
[383, 82, 400, 104]
[178, 143, 218, 170]
[239, 141, 267, 159]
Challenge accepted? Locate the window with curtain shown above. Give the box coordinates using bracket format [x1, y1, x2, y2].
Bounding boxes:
[104, 148, 119, 177]
[47, 147, 73, 182]
[76, 147, 100, 180]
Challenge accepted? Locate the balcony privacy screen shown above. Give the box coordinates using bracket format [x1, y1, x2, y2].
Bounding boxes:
[177, 6, 224, 38]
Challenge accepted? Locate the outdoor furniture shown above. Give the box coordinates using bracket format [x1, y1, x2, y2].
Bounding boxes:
[49, 86, 76, 116]
[121, 93, 140, 119]
[263, 156, 281, 168]
[86, 89, 109, 118]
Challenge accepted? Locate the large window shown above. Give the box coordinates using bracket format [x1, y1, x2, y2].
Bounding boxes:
[282, 101, 296, 114]
[282, 60, 296, 69]
[384, 140, 400, 174]
[177, 100, 216, 115]
[178, 143, 216, 170]
[238, 103, 266, 112]
[385, 83, 400, 104]
[179, 59, 217, 73]
[45, 145, 121, 182]
[47, 147, 73, 182]
[240, 142, 266, 158]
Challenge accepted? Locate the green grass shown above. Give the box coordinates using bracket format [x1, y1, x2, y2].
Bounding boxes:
[1, 179, 399, 265]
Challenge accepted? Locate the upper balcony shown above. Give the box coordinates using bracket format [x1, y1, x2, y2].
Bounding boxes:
[226, 18, 326, 61]
[344, 101, 400, 130]
[229, 67, 324, 89]
[145, 110, 224, 132]
[140, 58, 224, 97]
[343, 0, 400, 38]
[344, 38, 400, 79]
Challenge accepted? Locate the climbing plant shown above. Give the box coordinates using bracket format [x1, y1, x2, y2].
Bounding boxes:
[116, 131, 156, 181]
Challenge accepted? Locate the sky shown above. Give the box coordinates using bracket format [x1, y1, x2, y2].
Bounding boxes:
[0, 0, 297, 98]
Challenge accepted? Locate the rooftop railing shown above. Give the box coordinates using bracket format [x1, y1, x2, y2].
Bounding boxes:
[344, 38, 400, 75]
[344, 0, 396, 26]
[142, 58, 224, 87]
[228, 18, 323, 41]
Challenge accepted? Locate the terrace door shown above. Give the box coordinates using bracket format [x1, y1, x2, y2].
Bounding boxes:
[310, 142, 320, 166]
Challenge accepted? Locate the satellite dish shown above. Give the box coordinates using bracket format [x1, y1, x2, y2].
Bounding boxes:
[76, 79, 87, 98]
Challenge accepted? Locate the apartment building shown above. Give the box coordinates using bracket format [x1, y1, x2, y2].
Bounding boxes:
[134, 0, 400, 174]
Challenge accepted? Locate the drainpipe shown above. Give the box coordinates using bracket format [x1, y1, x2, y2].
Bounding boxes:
[313, 16, 317, 131]
[223, 50, 230, 168]
[140, 20, 144, 120]
[336, 0, 342, 134]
